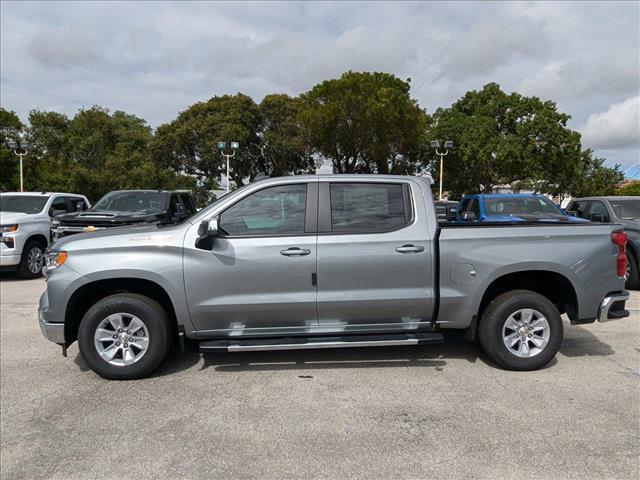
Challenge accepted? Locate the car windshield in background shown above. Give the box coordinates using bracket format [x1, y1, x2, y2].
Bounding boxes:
[484, 197, 561, 217]
[610, 199, 640, 220]
[93, 191, 166, 212]
[0, 195, 49, 214]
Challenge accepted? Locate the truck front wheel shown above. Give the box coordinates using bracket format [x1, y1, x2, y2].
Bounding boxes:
[17, 240, 45, 278]
[78, 293, 172, 380]
[478, 290, 563, 371]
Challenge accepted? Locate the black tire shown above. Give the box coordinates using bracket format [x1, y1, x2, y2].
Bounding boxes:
[17, 239, 45, 279]
[625, 249, 640, 290]
[478, 290, 563, 371]
[78, 293, 172, 380]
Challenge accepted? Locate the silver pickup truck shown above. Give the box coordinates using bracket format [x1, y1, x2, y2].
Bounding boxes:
[38, 175, 630, 379]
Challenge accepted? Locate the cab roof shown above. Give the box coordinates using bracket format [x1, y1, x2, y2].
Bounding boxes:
[0, 191, 85, 197]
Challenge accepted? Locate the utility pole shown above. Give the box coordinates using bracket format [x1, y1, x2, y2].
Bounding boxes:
[217, 141, 239, 193]
[5, 140, 30, 192]
[431, 140, 454, 201]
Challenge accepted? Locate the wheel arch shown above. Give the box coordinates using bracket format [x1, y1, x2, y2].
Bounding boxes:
[64, 278, 179, 345]
[25, 233, 49, 249]
[477, 270, 579, 325]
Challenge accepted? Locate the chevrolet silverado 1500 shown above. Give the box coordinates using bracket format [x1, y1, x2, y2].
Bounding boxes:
[38, 175, 630, 379]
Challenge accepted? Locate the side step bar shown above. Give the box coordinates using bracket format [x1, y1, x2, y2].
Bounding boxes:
[199, 333, 443, 353]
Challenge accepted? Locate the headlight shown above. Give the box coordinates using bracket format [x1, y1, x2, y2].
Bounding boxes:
[44, 250, 68, 272]
[0, 224, 18, 233]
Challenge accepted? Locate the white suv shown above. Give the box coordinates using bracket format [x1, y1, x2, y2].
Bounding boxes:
[0, 192, 91, 278]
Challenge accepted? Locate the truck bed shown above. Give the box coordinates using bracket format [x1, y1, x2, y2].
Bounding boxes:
[436, 222, 625, 329]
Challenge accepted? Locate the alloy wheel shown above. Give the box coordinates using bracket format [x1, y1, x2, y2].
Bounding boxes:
[502, 308, 550, 358]
[94, 313, 150, 367]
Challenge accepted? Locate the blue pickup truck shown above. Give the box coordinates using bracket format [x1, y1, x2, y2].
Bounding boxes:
[458, 194, 588, 223]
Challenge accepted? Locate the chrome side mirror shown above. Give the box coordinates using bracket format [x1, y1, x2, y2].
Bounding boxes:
[461, 211, 477, 221]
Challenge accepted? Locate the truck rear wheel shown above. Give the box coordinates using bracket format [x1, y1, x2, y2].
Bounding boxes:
[625, 249, 640, 290]
[78, 294, 171, 380]
[478, 290, 563, 371]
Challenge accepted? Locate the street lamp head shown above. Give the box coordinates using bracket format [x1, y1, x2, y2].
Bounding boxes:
[430, 140, 440, 149]
[444, 141, 454, 149]
[5, 140, 17, 150]
[217, 142, 226, 150]
[230, 142, 239, 150]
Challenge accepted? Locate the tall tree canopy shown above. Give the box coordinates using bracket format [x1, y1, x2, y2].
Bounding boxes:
[0, 108, 25, 191]
[259, 94, 315, 177]
[1, 74, 625, 202]
[299, 71, 428, 174]
[21, 106, 192, 201]
[427, 83, 623, 198]
[153, 94, 262, 200]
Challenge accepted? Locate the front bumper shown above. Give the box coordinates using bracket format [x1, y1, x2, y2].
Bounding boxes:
[598, 291, 630, 323]
[38, 290, 65, 344]
[0, 253, 20, 267]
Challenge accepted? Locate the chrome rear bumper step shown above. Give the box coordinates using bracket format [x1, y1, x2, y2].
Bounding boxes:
[199, 333, 443, 353]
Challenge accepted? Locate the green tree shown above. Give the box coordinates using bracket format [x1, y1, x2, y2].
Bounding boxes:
[566, 149, 624, 197]
[428, 83, 583, 198]
[25, 106, 193, 201]
[259, 94, 315, 176]
[617, 180, 640, 196]
[153, 94, 262, 205]
[299, 71, 428, 174]
[0, 108, 25, 191]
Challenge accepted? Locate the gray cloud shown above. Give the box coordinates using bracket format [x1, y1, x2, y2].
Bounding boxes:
[1, 1, 638, 167]
[28, 27, 101, 69]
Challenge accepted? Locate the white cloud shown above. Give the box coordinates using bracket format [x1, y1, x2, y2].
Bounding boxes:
[580, 96, 640, 150]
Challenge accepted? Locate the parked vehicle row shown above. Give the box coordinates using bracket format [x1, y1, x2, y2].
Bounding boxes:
[36, 175, 630, 380]
[457, 194, 588, 223]
[0, 192, 90, 278]
[436, 193, 639, 290]
[0, 189, 196, 278]
[566, 197, 640, 290]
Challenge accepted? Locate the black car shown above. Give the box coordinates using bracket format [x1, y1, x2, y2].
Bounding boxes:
[53, 190, 196, 239]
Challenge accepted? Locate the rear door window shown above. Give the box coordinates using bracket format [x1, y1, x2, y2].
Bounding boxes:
[329, 183, 411, 234]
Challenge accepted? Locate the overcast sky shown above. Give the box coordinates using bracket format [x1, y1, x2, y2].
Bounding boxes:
[1, 1, 638, 169]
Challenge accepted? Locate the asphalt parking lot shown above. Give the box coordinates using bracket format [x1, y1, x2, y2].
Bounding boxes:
[0, 275, 638, 480]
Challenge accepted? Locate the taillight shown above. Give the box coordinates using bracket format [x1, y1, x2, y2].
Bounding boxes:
[611, 231, 627, 277]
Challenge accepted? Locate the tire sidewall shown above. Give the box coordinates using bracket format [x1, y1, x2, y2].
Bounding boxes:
[480, 291, 563, 371]
[626, 249, 640, 290]
[78, 295, 170, 380]
[18, 240, 45, 279]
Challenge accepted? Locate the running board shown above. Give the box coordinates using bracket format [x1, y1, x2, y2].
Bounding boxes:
[199, 333, 443, 353]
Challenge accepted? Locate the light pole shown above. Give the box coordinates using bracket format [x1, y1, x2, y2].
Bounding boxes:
[5, 140, 30, 192]
[431, 140, 453, 201]
[218, 141, 239, 193]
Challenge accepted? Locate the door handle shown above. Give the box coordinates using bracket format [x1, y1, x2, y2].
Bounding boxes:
[280, 247, 311, 256]
[395, 244, 425, 253]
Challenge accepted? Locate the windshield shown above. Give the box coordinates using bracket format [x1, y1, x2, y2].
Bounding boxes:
[610, 199, 640, 220]
[93, 191, 166, 212]
[484, 196, 561, 217]
[0, 195, 49, 214]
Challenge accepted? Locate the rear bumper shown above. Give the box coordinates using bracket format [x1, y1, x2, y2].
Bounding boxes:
[598, 291, 630, 323]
